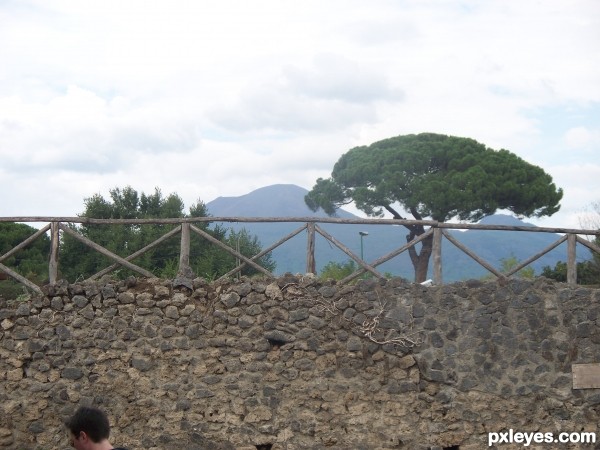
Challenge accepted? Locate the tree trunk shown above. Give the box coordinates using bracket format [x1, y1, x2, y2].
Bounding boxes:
[413, 233, 433, 283]
[404, 225, 434, 283]
[383, 204, 433, 283]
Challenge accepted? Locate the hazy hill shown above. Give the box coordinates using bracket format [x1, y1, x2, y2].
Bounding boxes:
[207, 184, 582, 281]
[207, 184, 356, 218]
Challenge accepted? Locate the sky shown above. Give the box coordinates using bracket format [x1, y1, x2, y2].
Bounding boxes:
[1, 0, 599, 230]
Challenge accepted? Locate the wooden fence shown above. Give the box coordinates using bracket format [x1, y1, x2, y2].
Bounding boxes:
[1, 216, 599, 295]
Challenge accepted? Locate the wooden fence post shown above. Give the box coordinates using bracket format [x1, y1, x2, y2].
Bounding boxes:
[306, 223, 316, 275]
[433, 227, 442, 285]
[567, 233, 577, 286]
[49, 222, 59, 284]
[178, 222, 193, 278]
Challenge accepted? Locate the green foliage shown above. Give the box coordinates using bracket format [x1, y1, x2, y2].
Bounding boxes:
[541, 258, 600, 285]
[59, 186, 275, 282]
[541, 230, 600, 285]
[503, 257, 535, 279]
[59, 187, 187, 281]
[482, 255, 534, 280]
[222, 228, 276, 277]
[306, 133, 563, 222]
[0, 222, 50, 299]
[319, 260, 357, 281]
[306, 133, 563, 282]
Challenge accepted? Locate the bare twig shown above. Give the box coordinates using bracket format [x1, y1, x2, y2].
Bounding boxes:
[358, 296, 423, 348]
[283, 282, 423, 349]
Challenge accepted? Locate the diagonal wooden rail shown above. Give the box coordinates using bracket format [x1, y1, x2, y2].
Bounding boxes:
[0, 216, 599, 294]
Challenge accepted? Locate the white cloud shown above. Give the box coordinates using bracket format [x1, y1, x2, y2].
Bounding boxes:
[530, 162, 600, 229]
[564, 126, 600, 151]
[0, 0, 599, 231]
[210, 84, 379, 133]
[0, 84, 203, 177]
[283, 54, 404, 103]
[209, 54, 404, 133]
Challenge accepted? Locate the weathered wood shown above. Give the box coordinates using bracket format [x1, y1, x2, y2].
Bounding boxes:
[59, 224, 155, 278]
[49, 222, 59, 284]
[432, 227, 442, 285]
[315, 225, 383, 279]
[0, 216, 438, 227]
[178, 223, 192, 278]
[1, 215, 599, 289]
[189, 224, 274, 278]
[217, 224, 307, 281]
[0, 262, 43, 295]
[576, 235, 600, 256]
[341, 229, 434, 284]
[306, 223, 316, 275]
[567, 233, 577, 285]
[0, 223, 51, 263]
[2, 215, 600, 236]
[442, 230, 506, 280]
[505, 234, 568, 277]
[438, 222, 600, 236]
[89, 226, 182, 280]
[572, 363, 600, 389]
[0, 222, 54, 289]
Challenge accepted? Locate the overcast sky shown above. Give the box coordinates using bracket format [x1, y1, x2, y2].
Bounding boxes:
[1, 0, 599, 229]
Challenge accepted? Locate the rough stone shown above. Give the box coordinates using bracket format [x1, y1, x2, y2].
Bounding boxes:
[61, 367, 83, 380]
[220, 292, 240, 308]
[0, 278, 598, 450]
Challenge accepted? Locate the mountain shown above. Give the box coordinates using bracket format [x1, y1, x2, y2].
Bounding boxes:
[207, 184, 356, 218]
[206, 184, 582, 281]
[478, 214, 536, 227]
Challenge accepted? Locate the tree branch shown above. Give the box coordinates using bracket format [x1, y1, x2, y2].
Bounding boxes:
[409, 206, 422, 221]
[383, 204, 417, 233]
[383, 204, 404, 220]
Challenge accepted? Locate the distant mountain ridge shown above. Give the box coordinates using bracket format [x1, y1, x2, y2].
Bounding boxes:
[206, 184, 579, 281]
[477, 214, 536, 227]
[208, 184, 356, 218]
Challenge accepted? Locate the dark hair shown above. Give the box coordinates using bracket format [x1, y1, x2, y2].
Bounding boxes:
[65, 406, 111, 443]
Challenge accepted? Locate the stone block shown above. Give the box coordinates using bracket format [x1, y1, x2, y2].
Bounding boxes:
[289, 308, 309, 322]
[131, 357, 152, 372]
[61, 367, 83, 380]
[265, 283, 283, 300]
[221, 292, 240, 308]
[165, 305, 180, 319]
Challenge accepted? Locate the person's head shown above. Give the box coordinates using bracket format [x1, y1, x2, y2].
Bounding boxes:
[65, 406, 111, 449]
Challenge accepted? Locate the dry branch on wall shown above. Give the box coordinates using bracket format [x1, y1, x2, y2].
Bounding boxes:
[282, 282, 423, 349]
[359, 299, 423, 348]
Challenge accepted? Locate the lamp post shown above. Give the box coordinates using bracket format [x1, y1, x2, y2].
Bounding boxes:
[359, 231, 368, 261]
[236, 233, 241, 280]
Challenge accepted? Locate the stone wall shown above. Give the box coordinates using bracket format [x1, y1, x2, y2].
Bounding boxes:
[0, 275, 599, 449]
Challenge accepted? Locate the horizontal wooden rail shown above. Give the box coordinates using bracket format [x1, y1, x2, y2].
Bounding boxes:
[0, 216, 438, 227]
[3, 216, 599, 236]
[0, 216, 598, 295]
